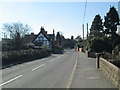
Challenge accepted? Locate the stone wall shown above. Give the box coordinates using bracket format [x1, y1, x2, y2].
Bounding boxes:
[99, 58, 120, 89]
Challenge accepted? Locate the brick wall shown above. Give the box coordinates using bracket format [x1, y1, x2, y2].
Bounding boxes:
[99, 58, 120, 89]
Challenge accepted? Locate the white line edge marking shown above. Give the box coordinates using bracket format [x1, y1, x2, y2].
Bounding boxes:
[65, 52, 78, 88]
[0, 75, 23, 87]
[32, 64, 45, 71]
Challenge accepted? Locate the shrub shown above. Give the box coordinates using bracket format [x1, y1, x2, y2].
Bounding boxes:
[2, 49, 51, 66]
[88, 37, 113, 53]
[52, 46, 64, 54]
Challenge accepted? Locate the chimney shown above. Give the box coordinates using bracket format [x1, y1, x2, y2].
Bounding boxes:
[53, 29, 55, 35]
[45, 31, 47, 34]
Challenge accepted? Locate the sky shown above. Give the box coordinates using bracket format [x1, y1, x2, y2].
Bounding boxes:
[0, 1, 119, 39]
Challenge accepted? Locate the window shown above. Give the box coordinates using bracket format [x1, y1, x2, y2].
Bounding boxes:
[39, 36, 44, 41]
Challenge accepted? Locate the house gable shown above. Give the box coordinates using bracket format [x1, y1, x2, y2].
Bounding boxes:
[34, 33, 50, 45]
[33, 27, 55, 50]
[33, 28, 52, 49]
[35, 33, 48, 41]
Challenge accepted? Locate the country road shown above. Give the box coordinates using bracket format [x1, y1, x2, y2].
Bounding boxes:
[1, 49, 77, 88]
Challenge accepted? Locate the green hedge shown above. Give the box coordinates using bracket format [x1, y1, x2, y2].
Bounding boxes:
[2, 49, 51, 66]
[52, 46, 64, 54]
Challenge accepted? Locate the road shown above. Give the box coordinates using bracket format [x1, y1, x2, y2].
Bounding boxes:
[1, 49, 77, 88]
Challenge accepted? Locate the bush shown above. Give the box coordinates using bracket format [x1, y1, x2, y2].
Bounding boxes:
[88, 37, 113, 53]
[52, 46, 64, 54]
[2, 49, 51, 66]
[115, 44, 120, 51]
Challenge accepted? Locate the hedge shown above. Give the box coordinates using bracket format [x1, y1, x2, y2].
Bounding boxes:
[2, 49, 51, 67]
[51, 46, 64, 54]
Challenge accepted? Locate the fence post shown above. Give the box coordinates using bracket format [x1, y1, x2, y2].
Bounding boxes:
[96, 53, 100, 68]
[96, 53, 104, 68]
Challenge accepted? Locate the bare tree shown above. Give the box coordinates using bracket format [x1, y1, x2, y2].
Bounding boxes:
[3, 22, 31, 38]
[3, 22, 31, 50]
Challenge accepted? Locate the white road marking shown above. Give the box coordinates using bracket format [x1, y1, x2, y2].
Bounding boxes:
[57, 56, 62, 59]
[0, 75, 22, 87]
[57, 57, 60, 59]
[40, 59, 45, 62]
[32, 64, 45, 71]
[49, 59, 56, 62]
[65, 53, 78, 88]
[49, 55, 64, 63]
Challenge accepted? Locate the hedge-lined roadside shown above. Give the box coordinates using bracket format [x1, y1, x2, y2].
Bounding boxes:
[2, 49, 51, 68]
[51, 46, 64, 54]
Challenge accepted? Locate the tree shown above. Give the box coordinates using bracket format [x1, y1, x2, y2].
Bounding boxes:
[75, 35, 82, 43]
[88, 37, 112, 53]
[71, 36, 74, 40]
[90, 14, 103, 37]
[3, 22, 31, 50]
[64, 38, 76, 49]
[104, 6, 119, 37]
[75, 35, 83, 49]
[56, 32, 62, 46]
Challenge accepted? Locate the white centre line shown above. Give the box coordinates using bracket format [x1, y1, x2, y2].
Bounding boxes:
[57, 56, 61, 59]
[49, 59, 56, 62]
[49, 55, 64, 63]
[32, 64, 45, 71]
[39, 59, 45, 62]
[0, 75, 23, 87]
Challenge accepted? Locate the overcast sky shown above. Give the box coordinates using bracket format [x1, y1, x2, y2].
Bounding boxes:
[0, 1, 119, 39]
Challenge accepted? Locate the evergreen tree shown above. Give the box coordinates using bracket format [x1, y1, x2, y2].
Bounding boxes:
[56, 32, 62, 46]
[71, 36, 74, 40]
[90, 14, 103, 37]
[104, 6, 119, 37]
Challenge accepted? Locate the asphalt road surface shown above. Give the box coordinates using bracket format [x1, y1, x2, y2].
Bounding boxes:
[1, 49, 77, 88]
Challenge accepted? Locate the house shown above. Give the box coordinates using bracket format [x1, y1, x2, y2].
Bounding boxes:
[117, 1, 120, 35]
[23, 27, 55, 50]
[23, 32, 37, 46]
[2, 38, 12, 51]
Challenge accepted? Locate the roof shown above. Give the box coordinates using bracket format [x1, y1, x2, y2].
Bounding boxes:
[23, 34, 37, 44]
[34, 27, 54, 42]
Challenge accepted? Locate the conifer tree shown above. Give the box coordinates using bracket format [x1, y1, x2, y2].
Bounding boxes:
[104, 6, 119, 37]
[90, 14, 103, 37]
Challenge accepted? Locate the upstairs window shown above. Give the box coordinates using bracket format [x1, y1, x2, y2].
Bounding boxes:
[38, 36, 44, 41]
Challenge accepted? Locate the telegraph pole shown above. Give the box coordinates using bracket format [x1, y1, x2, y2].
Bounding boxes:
[82, 24, 84, 40]
[87, 23, 88, 38]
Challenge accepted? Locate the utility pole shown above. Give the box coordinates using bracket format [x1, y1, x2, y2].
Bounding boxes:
[4, 33, 6, 39]
[82, 24, 84, 40]
[87, 23, 88, 38]
[82, 24, 84, 52]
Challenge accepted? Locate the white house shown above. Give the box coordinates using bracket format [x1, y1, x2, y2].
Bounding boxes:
[117, 1, 120, 35]
[118, 1, 120, 19]
[33, 27, 55, 50]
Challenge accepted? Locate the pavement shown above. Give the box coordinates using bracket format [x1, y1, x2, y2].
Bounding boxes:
[70, 52, 116, 88]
